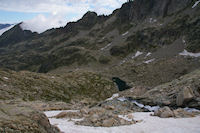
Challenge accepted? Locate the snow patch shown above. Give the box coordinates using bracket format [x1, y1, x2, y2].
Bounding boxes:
[182, 39, 186, 44]
[146, 52, 151, 57]
[117, 97, 160, 112]
[179, 49, 200, 57]
[119, 59, 126, 65]
[192, 0, 200, 8]
[122, 31, 129, 36]
[144, 58, 155, 64]
[106, 93, 119, 101]
[3, 77, 9, 80]
[100, 43, 112, 51]
[117, 97, 127, 102]
[46, 111, 200, 133]
[184, 107, 200, 113]
[132, 51, 143, 59]
[131, 100, 160, 112]
[0, 25, 15, 36]
[149, 18, 157, 23]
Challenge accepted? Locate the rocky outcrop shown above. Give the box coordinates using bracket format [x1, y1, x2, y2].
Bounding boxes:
[134, 69, 200, 109]
[75, 107, 136, 127]
[0, 23, 38, 47]
[117, 0, 193, 22]
[154, 107, 200, 118]
[0, 102, 60, 133]
[176, 86, 195, 106]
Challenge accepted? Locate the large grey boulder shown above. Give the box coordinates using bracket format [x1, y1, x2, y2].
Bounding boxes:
[154, 106, 174, 118]
[176, 86, 195, 106]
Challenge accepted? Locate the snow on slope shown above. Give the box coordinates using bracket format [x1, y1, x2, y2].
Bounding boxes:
[144, 58, 155, 64]
[0, 24, 15, 36]
[132, 51, 143, 59]
[179, 49, 200, 57]
[106, 93, 119, 101]
[192, 0, 200, 8]
[44, 111, 200, 133]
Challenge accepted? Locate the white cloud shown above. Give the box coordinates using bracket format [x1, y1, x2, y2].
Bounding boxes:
[0, 0, 127, 33]
[20, 14, 67, 33]
[0, 0, 126, 15]
[0, 25, 15, 36]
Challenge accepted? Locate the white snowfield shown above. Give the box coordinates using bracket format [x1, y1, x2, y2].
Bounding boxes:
[179, 49, 200, 57]
[44, 111, 200, 133]
[0, 25, 15, 36]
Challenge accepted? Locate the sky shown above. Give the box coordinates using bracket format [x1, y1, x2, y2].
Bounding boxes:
[0, 0, 127, 33]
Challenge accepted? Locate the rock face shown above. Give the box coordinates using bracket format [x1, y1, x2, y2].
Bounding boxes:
[117, 0, 192, 22]
[135, 69, 200, 109]
[0, 23, 38, 47]
[176, 86, 195, 106]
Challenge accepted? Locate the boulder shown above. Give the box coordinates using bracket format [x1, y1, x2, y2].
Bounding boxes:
[0, 103, 60, 133]
[154, 106, 174, 118]
[173, 108, 200, 118]
[102, 118, 116, 127]
[176, 86, 194, 106]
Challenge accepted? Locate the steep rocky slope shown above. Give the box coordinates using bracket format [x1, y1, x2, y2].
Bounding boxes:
[0, 0, 199, 75]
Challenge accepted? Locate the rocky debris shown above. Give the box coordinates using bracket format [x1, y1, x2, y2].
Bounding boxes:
[76, 113, 135, 127]
[176, 86, 195, 106]
[119, 86, 149, 97]
[173, 108, 196, 118]
[55, 111, 82, 119]
[134, 69, 200, 109]
[99, 98, 147, 113]
[154, 107, 200, 118]
[53, 102, 140, 127]
[0, 102, 60, 133]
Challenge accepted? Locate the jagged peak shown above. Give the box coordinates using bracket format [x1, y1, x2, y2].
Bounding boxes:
[82, 11, 98, 18]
